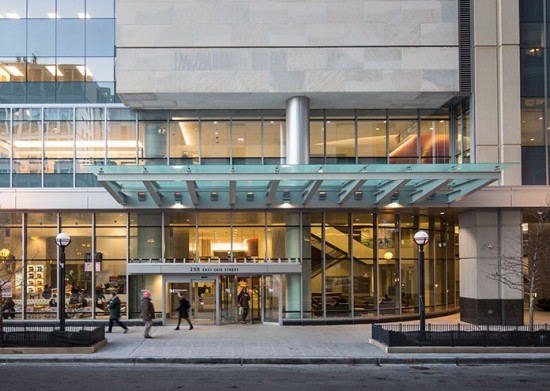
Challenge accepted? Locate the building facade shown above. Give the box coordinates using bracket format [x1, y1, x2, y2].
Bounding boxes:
[0, 0, 546, 326]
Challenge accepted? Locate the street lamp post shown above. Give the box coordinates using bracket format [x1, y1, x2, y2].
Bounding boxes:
[55, 233, 71, 331]
[413, 230, 429, 335]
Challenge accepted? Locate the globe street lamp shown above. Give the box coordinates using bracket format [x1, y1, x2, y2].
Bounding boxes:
[413, 230, 429, 335]
[55, 233, 71, 331]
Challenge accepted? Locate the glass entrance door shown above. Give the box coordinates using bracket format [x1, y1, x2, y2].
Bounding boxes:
[264, 275, 281, 323]
[220, 275, 239, 324]
[167, 283, 191, 324]
[191, 280, 216, 325]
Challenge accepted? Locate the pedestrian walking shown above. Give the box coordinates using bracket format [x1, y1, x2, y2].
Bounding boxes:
[141, 290, 155, 338]
[238, 287, 251, 324]
[175, 293, 193, 330]
[107, 292, 128, 334]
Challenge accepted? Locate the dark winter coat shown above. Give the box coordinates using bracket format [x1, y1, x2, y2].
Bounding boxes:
[108, 295, 122, 320]
[177, 297, 191, 318]
[239, 291, 250, 309]
[141, 297, 155, 321]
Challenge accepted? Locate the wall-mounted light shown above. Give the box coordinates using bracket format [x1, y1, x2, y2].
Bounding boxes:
[283, 191, 291, 204]
[137, 192, 146, 201]
[354, 191, 363, 200]
[211, 192, 219, 201]
[174, 191, 182, 203]
[391, 191, 400, 202]
[246, 192, 254, 201]
[318, 191, 327, 201]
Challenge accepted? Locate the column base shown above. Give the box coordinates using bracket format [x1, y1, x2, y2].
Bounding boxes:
[460, 297, 524, 325]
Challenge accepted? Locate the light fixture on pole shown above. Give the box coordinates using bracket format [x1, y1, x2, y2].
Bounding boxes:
[413, 230, 429, 335]
[55, 232, 71, 331]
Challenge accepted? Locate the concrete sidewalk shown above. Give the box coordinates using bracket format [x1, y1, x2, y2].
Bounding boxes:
[1, 311, 550, 365]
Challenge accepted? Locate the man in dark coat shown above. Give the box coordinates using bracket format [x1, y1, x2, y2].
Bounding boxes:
[107, 292, 128, 333]
[140, 290, 155, 338]
[238, 287, 251, 324]
[175, 293, 193, 330]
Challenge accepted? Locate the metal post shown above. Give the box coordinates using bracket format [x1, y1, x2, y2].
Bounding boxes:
[419, 244, 425, 334]
[59, 247, 66, 331]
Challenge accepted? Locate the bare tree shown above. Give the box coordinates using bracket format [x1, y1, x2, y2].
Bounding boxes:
[490, 199, 550, 331]
[0, 252, 23, 334]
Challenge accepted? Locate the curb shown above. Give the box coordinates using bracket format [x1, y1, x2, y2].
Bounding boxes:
[2, 356, 550, 365]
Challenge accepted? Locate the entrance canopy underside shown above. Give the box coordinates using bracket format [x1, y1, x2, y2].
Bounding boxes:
[89, 164, 510, 209]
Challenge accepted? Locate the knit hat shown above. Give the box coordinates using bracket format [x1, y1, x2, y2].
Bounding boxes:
[143, 290, 151, 298]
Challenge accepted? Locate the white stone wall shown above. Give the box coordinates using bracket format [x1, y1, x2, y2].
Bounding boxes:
[116, 0, 460, 108]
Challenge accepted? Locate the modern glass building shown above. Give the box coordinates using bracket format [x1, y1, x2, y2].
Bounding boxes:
[0, 0, 545, 326]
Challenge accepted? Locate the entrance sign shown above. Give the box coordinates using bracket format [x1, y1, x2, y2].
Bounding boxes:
[128, 262, 302, 275]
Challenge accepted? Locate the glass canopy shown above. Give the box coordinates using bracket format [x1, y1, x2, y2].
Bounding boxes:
[89, 163, 512, 209]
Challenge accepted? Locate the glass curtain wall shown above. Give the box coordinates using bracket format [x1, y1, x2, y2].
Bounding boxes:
[44, 107, 73, 187]
[358, 110, 387, 164]
[164, 212, 196, 262]
[1, 210, 457, 320]
[0, 107, 454, 186]
[377, 213, 400, 315]
[12, 107, 42, 187]
[169, 112, 199, 166]
[0, 0, 116, 103]
[75, 107, 104, 187]
[0, 108, 10, 187]
[520, 0, 548, 184]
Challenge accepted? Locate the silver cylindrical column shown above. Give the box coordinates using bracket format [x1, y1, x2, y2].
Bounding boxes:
[285, 96, 310, 165]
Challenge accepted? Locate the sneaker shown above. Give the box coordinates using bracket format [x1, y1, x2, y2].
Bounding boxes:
[144, 335, 152, 339]
[123, 329, 128, 334]
[175, 327, 180, 330]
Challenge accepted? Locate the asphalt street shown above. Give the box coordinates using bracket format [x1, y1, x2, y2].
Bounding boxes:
[1, 363, 549, 391]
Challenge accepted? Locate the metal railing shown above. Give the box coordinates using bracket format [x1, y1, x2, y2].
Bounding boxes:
[0, 325, 104, 348]
[372, 323, 550, 347]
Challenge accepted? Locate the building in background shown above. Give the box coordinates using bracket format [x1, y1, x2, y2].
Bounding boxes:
[0, 0, 546, 326]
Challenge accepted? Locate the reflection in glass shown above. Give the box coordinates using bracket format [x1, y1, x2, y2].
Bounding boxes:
[28, 20, 55, 56]
[57, 19, 85, 57]
[107, 120, 137, 165]
[27, 0, 55, 18]
[85, 19, 115, 57]
[0, 21, 26, 57]
[57, 0, 84, 19]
